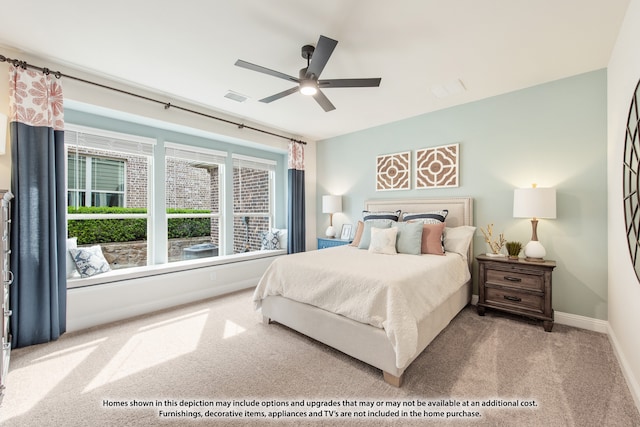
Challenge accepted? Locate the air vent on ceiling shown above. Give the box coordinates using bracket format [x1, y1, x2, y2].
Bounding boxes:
[224, 90, 249, 103]
[431, 79, 466, 99]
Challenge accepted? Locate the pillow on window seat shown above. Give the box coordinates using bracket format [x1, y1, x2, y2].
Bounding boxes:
[69, 245, 111, 278]
[66, 237, 80, 278]
[261, 230, 280, 250]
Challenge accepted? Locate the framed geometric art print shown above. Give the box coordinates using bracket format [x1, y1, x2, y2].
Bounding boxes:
[415, 143, 459, 189]
[376, 151, 411, 191]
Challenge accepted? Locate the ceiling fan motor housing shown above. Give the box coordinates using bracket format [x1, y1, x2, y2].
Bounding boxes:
[301, 44, 315, 60]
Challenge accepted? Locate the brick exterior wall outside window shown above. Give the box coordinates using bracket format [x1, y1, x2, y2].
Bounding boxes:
[233, 166, 271, 253]
[68, 148, 275, 266]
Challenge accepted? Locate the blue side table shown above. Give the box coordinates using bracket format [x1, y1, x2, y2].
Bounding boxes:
[317, 238, 351, 249]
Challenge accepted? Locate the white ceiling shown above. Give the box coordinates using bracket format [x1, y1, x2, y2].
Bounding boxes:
[0, 0, 631, 141]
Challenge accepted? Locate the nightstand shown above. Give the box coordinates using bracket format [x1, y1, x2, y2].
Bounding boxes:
[476, 254, 556, 332]
[317, 238, 351, 249]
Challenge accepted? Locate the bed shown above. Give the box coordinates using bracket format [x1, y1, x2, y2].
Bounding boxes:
[253, 197, 474, 387]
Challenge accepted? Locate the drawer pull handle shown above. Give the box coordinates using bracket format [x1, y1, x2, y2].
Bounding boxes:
[504, 276, 522, 282]
[504, 295, 522, 302]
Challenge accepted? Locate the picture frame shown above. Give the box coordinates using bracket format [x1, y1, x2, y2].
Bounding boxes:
[376, 151, 411, 191]
[340, 223, 353, 240]
[415, 143, 459, 189]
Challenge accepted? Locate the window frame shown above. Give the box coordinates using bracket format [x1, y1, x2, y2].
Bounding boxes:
[232, 153, 277, 252]
[164, 141, 227, 261]
[65, 124, 156, 270]
[63, 117, 286, 289]
[67, 153, 127, 208]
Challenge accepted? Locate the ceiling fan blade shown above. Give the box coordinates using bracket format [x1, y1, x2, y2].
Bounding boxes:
[235, 60, 299, 83]
[318, 78, 382, 88]
[259, 86, 300, 103]
[312, 89, 336, 112]
[305, 35, 338, 79]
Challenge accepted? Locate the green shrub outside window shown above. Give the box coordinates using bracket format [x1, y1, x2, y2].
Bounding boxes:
[68, 207, 212, 245]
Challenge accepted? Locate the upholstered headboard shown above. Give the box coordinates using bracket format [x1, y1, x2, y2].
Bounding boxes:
[364, 197, 474, 267]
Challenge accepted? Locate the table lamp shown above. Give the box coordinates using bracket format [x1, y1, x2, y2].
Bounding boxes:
[322, 195, 342, 238]
[513, 184, 556, 262]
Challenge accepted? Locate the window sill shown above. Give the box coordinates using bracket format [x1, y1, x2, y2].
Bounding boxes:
[67, 249, 286, 289]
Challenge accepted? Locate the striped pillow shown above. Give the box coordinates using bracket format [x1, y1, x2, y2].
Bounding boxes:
[362, 210, 401, 222]
[402, 210, 448, 224]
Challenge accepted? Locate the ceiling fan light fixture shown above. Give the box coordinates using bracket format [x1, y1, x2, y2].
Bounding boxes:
[300, 80, 317, 96]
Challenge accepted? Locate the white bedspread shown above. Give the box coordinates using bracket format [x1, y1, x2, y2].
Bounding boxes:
[253, 245, 470, 368]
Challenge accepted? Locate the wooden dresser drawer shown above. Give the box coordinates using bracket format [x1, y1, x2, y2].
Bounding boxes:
[476, 255, 556, 332]
[486, 268, 544, 292]
[485, 286, 544, 314]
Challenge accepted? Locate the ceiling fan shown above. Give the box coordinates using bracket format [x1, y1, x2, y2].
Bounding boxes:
[235, 35, 381, 112]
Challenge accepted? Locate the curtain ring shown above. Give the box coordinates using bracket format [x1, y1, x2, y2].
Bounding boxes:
[43, 67, 50, 75]
[164, 102, 171, 110]
[54, 71, 62, 79]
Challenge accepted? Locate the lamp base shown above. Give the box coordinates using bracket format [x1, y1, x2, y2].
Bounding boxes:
[325, 226, 336, 238]
[524, 240, 546, 262]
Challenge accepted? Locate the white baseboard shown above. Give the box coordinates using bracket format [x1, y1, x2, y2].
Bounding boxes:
[554, 311, 609, 334]
[607, 325, 640, 412]
[469, 295, 607, 334]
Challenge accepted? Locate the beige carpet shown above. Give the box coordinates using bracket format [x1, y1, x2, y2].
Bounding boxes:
[1, 289, 639, 426]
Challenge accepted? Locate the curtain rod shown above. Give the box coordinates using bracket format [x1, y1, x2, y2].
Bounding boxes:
[0, 53, 307, 145]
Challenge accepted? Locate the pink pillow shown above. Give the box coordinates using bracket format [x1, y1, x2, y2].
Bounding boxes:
[349, 221, 364, 246]
[421, 222, 446, 255]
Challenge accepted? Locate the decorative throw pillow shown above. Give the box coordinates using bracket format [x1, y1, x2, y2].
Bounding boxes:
[66, 237, 79, 279]
[368, 227, 398, 255]
[261, 230, 280, 250]
[349, 221, 365, 247]
[403, 210, 449, 224]
[271, 228, 287, 250]
[443, 226, 477, 261]
[362, 210, 401, 222]
[358, 219, 393, 249]
[69, 245, 111, 278]
[421, 222, 447, 255]
[394, 221, 424, 255]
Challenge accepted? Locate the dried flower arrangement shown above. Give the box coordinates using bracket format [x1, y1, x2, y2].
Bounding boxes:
[480, 223, 506, 256]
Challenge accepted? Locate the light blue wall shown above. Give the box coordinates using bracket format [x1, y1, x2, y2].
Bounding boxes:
[317, 69, 608, 320]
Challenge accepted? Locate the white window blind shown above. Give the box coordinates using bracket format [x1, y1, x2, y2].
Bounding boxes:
[65, 124, 155, 157]
[165, 142, 227, 166]
[232, 154, 276, 172]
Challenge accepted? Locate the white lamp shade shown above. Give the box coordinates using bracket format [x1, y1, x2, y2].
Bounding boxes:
[513, 187, 556, 219]
[322, 195, 342, 214]
[0, 112, 7, 155]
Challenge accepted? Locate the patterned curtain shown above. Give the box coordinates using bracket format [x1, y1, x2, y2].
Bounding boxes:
[287, 141, 305, 253]
[9, 65, 67, 348]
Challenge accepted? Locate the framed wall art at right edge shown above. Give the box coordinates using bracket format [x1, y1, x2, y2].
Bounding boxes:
[415, 143, 459, 189]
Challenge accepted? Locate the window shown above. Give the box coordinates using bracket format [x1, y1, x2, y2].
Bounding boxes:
[165, 143, 226, 262]
[68, 154, 125, 207]
[64, 117, 284, 284]
[232, 154, 276, 253]
[66, 125, 155, 270]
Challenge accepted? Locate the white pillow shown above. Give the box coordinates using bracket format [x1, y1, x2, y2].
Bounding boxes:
[368, 227, 398, 255]
[272, 228, 287, 250]
[66, 238, 79, 279]
[260, 230, 280, 250]
[444, 226, 476, 261]
[69, 245, 111, 278]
